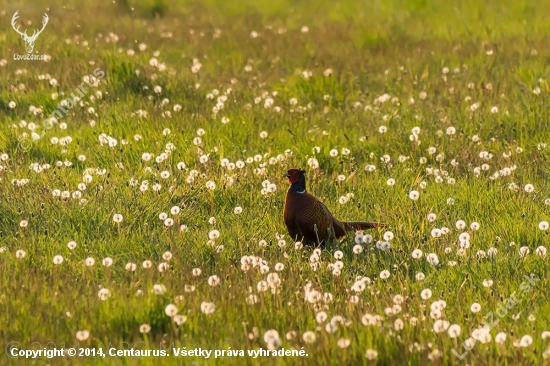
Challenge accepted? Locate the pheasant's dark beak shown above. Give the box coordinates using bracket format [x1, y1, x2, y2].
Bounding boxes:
[283, 172, 291, 178]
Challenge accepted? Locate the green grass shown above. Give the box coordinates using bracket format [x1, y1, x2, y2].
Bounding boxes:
[1, 0, 550, 365]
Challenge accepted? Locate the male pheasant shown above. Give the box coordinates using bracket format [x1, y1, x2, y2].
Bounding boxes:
[283, 168, 385, 245]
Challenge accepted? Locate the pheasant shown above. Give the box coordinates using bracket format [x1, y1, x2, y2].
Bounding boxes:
[283, 168, 385, 245]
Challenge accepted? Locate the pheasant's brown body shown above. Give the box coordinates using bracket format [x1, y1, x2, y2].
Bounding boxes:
[282, 169, 384, 245]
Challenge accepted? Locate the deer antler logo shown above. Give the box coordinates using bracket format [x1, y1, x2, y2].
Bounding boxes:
[11, 11, 49, 54]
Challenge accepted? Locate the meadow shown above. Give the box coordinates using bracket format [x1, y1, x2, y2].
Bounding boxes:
[1, 0, 550, 364]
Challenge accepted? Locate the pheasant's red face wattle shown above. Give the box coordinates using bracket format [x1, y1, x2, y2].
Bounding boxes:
[284, 169, 304, 184]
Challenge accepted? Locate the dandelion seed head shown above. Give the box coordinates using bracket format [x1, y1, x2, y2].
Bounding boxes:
[165, 304, 178, 317]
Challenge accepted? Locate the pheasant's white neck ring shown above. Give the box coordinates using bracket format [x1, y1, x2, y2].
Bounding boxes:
[296, 189, 306, 194]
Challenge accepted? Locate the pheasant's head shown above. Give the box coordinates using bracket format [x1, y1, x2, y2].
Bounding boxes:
[283, 168, 306, 184]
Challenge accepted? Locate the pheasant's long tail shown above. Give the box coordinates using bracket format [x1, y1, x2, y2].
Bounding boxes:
[344, 221, 386, 230]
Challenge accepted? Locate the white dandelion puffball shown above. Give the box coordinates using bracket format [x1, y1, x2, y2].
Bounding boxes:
[165, 304, 178, 317]
[433, 320, 450, 333]
[426, 253, 439, 265]
[208, 275, 220, 286]
[152, 284, 166, 295]
[420, 288, 432, 300]
[409, 190, 420, 200]
[519, 246, 530, 257]
[200, 302, 215, 314]
[431, 228, 442, 238]
[158, 262, 170, 272]
[448, 324, 461, 338]
[459, 234, 470, 247]
[209, 230, 220, 240]
[76, 330, 90, 341]
[539, 221, 549, 231]
[470, 302, 482, 313]
[362, 234, 373, 244]
[337, 338, 351, 348]
[302, 331, 316, 344]
[173, 315, 187, 325]
[455, 220, 466, 230]
[98, 288, 111, 300]
[495, 332, 507, 344]
[365, 349, 378, 360]
[520, 335, 533, 347]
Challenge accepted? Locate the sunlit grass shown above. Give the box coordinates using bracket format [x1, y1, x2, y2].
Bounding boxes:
[1, 0, 550, 365]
